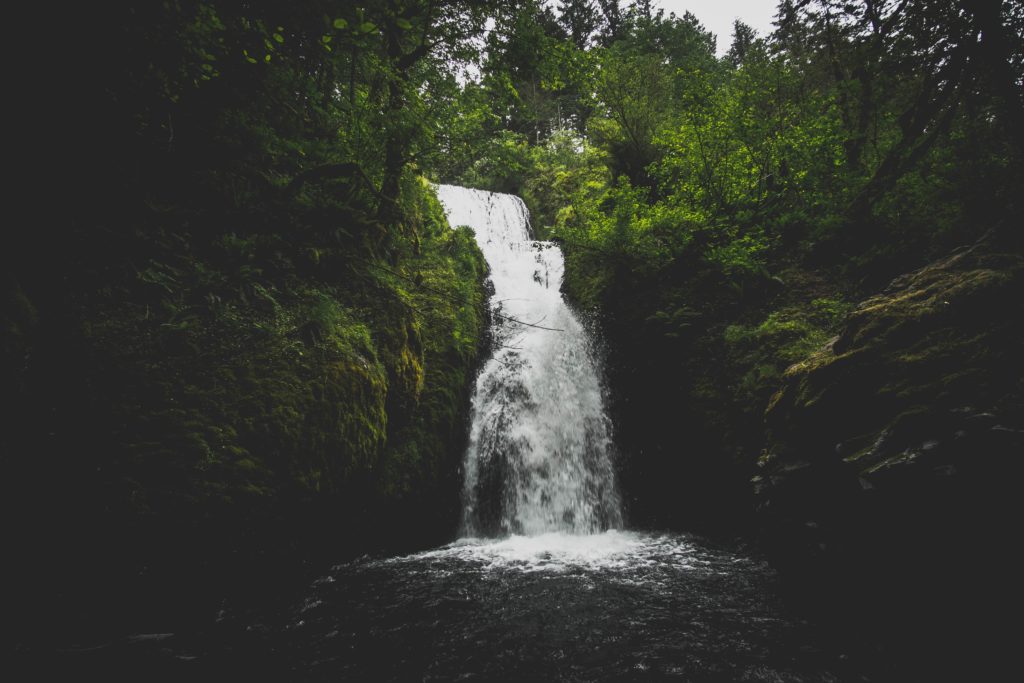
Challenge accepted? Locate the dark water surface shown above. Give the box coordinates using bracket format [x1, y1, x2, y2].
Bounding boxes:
[29, 531, 892, 681]
[289, 532, 880, 681]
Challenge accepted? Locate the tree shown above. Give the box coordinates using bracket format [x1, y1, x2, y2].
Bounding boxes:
[727, 20, 757, 68]
[593, 49, 673, 187]
[558, 0, 600, 49]
[372, 0, 494, 223]
[589, 9, 718, 188]
[596, 0, 624, 45]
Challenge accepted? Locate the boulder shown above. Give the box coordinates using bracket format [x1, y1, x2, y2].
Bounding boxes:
[755, 227, 1024, 676]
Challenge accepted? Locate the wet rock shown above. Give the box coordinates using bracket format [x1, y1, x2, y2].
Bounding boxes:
[760, 233, 1023, 514]
[965, 412, 998, 427]
[754, 230, 1024, 670]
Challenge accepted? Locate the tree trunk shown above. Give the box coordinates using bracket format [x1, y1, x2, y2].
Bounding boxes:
[972, 0, 1024, 161]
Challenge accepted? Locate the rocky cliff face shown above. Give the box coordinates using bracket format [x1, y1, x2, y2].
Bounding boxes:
[755, 226, 1024, 675]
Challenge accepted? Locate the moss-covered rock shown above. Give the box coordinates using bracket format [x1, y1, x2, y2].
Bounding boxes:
[561, 227, 849, 533]
[4, 178, 489, 639]
[759, 231, 1024, 512]
[754, 227, 1024, 670]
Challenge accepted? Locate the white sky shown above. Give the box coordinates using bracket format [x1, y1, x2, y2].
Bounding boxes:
[652, 1, 778, 54]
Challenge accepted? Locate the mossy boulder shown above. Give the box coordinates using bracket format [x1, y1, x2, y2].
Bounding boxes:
[759, 232, 1024, 509]
[754, 227, 1024, 671]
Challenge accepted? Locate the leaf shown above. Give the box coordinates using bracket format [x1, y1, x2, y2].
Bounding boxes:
[333, 18, 348, 29]
[360, 21, 376, 34]
[396, 18, 412, 30]
[272, 32, 284, 43]
[321, 34, 332, 43]
[264, 53, 271, 63]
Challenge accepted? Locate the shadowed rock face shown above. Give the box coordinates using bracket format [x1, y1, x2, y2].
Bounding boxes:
[755, 226, 1024, 677]
[758, 230, 1024, 524]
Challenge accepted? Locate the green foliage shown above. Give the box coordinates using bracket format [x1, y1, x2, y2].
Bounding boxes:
[4, 1, 508, 572]
[30, 175, 488, 523]
[522, 128, 610, 237]
[810, 297, 853, 327]
[706, 230, 770, 279]
[441, 0, 1022, 299]
[457, 130, 534, 195]
[7, 0, 1023, 580]
[590, 48, 673, 186]
[300, 294, 373, 353]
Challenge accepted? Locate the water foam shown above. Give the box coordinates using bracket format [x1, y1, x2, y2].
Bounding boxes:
[382, 531, 708, 577]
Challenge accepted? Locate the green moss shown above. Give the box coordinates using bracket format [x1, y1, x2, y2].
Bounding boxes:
[374, 196, 489, 498]
[35, 178, 488, 531]
[723, 306, 840, 410]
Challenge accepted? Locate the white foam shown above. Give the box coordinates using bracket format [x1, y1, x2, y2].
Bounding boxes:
[395, 531, 704, 575]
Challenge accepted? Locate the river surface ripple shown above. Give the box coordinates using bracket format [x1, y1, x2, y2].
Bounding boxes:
[273, 531, 868, 682]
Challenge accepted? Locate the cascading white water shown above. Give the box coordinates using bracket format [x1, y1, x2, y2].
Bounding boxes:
[436, 184, 622, 536]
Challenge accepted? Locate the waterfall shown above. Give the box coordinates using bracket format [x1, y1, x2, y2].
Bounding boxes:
[436, 185, 622, 536]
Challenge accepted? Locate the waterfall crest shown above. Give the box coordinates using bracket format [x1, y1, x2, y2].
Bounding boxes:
[437, 184, 622, 536]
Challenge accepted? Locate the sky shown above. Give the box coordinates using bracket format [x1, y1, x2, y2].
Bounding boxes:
[652, 1, 779, 54]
